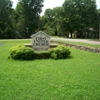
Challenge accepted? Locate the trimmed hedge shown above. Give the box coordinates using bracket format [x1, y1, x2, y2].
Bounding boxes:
[9, 45, 34, 60]
[9, 45, 71, 60]
[49, 45, 71, 59]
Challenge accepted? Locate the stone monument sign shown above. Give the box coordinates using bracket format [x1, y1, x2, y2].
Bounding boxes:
[31, 31, 51, 51]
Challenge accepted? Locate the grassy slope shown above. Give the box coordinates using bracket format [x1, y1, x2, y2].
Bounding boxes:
[0, 40, 100, 100]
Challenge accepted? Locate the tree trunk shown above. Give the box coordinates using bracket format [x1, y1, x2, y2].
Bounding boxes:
[70, 30, 73, 38]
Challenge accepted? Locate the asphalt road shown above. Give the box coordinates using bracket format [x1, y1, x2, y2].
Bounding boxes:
[51, 38, 100, 45]
[0, 38, 100, 45]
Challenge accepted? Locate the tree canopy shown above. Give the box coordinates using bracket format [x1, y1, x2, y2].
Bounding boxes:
[0, 0, 100, 39]
[15, 0, 44, 38]
[40, 0, 99, 38]
[0, 0, 14, 39]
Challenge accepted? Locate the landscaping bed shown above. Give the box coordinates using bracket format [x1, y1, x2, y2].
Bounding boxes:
[51, 40, 100, 53]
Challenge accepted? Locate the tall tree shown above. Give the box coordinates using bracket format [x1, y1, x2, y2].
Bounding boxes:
[62, 0, 97, 38]
[0, 0, 14, 39]
[40, 8, 55, 35]
[40, 7, 63, 36]
[98, 9, 100, 39]
[15, 0, 44, 38]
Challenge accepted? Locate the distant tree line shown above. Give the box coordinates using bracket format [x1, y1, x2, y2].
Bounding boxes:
[0, 0, 100, 39]
[40, 0, 100, 38]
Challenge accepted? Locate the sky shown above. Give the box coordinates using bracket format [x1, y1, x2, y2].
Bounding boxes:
[11, 0, 100, 15]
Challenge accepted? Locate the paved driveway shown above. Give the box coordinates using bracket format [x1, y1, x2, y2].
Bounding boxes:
[51, 38, 100, 45]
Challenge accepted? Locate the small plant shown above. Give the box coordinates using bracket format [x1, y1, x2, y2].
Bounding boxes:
[9, 45, 34, 60]
[49, 45, 71, 59]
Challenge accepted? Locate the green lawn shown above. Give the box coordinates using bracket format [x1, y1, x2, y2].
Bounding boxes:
[0, 40, 100, 100]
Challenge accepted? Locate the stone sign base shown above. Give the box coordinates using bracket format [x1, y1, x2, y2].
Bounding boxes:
[24, 44, 58, 49]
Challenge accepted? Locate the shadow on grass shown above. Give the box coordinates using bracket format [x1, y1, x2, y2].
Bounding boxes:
[8, 55, 73, 61]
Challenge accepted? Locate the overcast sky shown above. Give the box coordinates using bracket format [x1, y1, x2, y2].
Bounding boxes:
[11, 0, 100, 15]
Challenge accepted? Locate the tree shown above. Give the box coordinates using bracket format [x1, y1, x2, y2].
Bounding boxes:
[0, 0, 14, 39]
[40, 7, 63, 36]
[40, 8, 55, 35]
[15, 0, 44, 38]
[98, 9, 100, 39]
[62, 0, 97, 38]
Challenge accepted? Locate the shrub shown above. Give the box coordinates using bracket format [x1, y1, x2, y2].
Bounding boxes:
[9, 45, 71, 60]
[49, 45, 71, 59]
[9, 45, 34, 60]
[33, 51, 50, 59]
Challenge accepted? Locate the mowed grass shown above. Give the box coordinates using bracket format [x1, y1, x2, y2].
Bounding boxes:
[0, 40, 100, 100]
